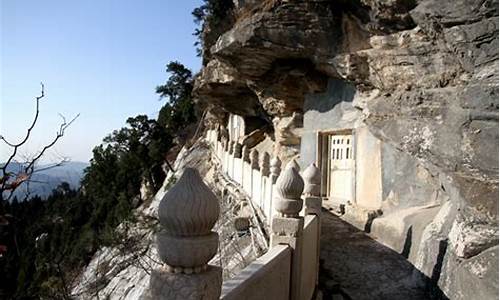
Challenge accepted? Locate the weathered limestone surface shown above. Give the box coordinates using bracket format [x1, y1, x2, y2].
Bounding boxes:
[439, 245, 499, 300]
[194, 0, 498, 298]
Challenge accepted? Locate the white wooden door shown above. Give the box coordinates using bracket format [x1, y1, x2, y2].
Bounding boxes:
[329, 134, 354, 204]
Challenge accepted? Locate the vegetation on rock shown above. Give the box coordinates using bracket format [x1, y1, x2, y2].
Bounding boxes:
[192, 0, 235, 60]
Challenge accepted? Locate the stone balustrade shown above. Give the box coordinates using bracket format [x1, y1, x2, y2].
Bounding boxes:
[206, 128, 280, 224]
[155, 128, 323, 300]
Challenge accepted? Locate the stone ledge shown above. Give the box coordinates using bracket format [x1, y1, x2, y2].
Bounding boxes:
[341, 206, 383, 232]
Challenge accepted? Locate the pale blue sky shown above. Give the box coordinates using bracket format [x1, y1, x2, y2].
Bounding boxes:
[0, 0, 202, 163]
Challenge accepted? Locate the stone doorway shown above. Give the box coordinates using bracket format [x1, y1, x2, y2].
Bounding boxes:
[317, 130, 355, 206]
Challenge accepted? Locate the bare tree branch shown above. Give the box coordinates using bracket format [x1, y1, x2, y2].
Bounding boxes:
[1, 83, 45, 169]
[33, 160, 71, 174]
[0, 84, 79, 202]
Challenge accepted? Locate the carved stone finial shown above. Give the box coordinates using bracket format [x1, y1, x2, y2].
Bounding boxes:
[157, 168, 220, 274]
[234, 142, 243, 158]
[274, 163, 304, 217]
[270, 156, 282, 183]
[303, 163, 321, 197]
[261, 152, 271, 176]
[250, 149, 260, 170]
[287, 159, 300, 171]
[242, 145, 250, 162]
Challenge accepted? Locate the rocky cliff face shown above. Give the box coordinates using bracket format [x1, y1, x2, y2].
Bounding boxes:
[194, 0, 498, 298]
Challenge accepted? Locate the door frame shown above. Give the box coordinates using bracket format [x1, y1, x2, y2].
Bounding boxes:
[316, 129, 356, 205]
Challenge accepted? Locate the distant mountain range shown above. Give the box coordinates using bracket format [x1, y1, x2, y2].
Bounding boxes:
[2, 161, 89, 201]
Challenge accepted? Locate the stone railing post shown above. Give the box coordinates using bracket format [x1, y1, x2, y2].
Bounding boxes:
[221, 139, 227, 159]
[222, 139, 228, 173]
[233, 142, 243, 184]
[250, 149, 260, 171]
[228, 141, 235, 177]
[234, 142, 242, 159]
[213, 129, 218, 152]
[268, 156, 282, 225]
[217, 130, 222, 153]
[302, 163, 322, 216]
[260, 152, 270, 177]
[270, 156, 282, 184]
[302, 163, 322, 288]
[271, 160, 304, 300]
[242, 146, 252, 195]
[150, 168, 222, 300]
[260, 152, 271, 216]
[211, 128, 217, 145]
[242, 145, 250, 163]
[250, 149, 260, 203]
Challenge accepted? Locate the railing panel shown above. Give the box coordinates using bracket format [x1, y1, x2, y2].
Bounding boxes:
[223, 149, 229, 174]
[300, 215, 319, 300]
[261, 176, 272, 219]
[234, 157, 243, 185]
[217, 142, 223, 160]
[228, 152, 234, 178]
[221, 245, 291, 300]
[251, 169, 262, 207]
[211, 130, 217, 144]
[242, 162, 252, 195]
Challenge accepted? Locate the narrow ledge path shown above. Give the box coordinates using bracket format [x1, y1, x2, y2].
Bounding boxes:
[318, 210, 429, 300]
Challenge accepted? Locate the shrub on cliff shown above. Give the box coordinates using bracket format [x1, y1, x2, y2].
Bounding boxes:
[192, 0, 235, 60]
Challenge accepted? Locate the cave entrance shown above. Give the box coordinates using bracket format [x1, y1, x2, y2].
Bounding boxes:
[317, 129, 355, 206]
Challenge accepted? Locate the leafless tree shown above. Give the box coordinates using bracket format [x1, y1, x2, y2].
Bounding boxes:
[0, 83, 79, 203]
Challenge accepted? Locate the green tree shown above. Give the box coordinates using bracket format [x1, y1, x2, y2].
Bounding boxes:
[156, 61, 196, 132]
[102, 114, 171, 192]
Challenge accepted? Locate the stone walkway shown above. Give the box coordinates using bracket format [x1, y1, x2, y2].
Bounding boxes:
[318, 210, 429, 300]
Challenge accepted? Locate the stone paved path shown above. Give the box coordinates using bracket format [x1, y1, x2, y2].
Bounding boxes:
[318, 210, 429, 300]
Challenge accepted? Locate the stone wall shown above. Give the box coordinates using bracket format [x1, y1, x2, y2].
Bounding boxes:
[300, 79, 359, 168]
[355, 127, 383, 210]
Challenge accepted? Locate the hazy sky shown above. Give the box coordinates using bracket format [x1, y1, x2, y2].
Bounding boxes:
[0, 0, 202, 164]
